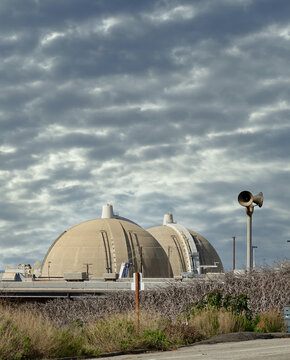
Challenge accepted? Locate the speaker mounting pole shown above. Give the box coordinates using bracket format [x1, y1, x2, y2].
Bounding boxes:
[238, 191, 263, 272]
[246, 206, 254, 271]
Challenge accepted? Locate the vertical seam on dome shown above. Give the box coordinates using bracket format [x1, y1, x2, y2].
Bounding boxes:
[128, 231, 137, 273]
[120, 223, 133, 277]
[100, 230, 112, 273]
[171, 235, 187, 272]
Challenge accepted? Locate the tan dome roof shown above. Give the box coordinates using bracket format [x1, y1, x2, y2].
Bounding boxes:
[147, 223, 224, 276]
[42, 218, 169, 279]
[187, 229, 224, 273]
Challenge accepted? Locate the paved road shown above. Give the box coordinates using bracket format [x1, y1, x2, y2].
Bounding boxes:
[103, 338, 290, 360]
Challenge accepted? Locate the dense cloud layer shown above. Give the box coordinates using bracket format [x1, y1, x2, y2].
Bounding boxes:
[0, 0, 290, 271]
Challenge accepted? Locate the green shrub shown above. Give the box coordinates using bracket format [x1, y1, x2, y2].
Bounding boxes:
[141, 328, 170, 350]
[187, 290, 252, 321]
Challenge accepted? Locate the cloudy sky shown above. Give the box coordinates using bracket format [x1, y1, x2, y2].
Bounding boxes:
[1, 0, 290, 272]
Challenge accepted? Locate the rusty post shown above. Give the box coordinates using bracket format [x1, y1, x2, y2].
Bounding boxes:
[135, 272, 140, 333]
[232, 236, 236, 271]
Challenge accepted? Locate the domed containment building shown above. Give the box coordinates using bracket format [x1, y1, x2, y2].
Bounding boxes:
[147, 213, 224, 276]
[41, 205, 169, 279]
[41, 205, 224, 279]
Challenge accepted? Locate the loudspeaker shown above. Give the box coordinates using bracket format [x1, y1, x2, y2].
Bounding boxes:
[238, 191, 263, 208]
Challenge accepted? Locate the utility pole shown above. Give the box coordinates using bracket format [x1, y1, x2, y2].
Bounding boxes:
[167, 246, 171, 278]
[252, 245, 257, 269]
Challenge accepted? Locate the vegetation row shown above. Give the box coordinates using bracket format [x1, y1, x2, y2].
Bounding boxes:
[0, 263, 288, 359]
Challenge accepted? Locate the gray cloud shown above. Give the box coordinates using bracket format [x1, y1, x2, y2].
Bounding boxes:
[0, 0, 290, 270]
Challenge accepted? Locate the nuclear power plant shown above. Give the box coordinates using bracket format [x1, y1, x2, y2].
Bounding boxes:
[0, 204, 224, 297]
[41, 204, 223, 280]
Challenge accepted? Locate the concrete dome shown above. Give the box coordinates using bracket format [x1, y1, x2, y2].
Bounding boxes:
[41, 208, 169, 279]
[147, 214, 224, 276]
[187, 229, 224, 273]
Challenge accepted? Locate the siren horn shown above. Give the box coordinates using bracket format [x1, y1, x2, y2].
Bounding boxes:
[238, 191, 263, 208]
[253, 192, 263, 208]
[238, 191, 253, 207]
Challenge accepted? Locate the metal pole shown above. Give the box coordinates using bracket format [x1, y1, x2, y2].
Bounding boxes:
[246, 206, 254, 271]
[135, 272, 140, 334]
[247, 213, 252, 271]
[232, 236, 236, 271]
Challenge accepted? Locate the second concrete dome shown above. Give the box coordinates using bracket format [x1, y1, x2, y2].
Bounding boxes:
[147, 213, 224, 276]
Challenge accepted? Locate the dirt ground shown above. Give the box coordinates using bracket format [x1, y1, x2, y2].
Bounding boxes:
[196, 331, 290, 345]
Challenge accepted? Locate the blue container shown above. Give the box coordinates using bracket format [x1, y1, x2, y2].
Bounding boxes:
[284, 306, 290, 333]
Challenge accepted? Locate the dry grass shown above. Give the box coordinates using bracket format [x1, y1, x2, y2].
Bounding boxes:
[84, 311, 159, 353]
[0, 264, 288, 358]
[83, 310, 200, 352]
[0, 302, 286, 359]
[0, 303, 97, 359]
[0, 305, 197, 358]
[188, 309, 247, 338]
[255, 309, 286, 333]
[7, 306, 55, 354]
[0, 305, 250, 358]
